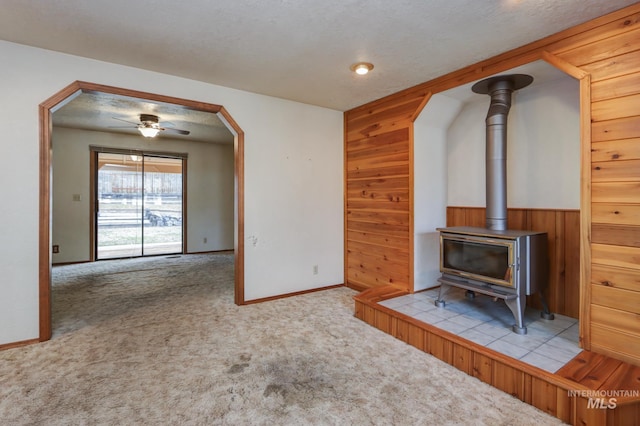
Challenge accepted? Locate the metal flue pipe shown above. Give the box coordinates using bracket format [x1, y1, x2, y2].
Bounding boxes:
[472, 74, 533, 231]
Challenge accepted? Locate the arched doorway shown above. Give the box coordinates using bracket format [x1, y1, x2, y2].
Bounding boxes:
[39, 81, 245, 341]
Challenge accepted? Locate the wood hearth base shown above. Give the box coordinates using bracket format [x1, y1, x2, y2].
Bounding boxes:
[354, 285, 639, 426]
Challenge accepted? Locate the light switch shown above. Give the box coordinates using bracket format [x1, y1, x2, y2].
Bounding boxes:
[72, 194, 81, 201]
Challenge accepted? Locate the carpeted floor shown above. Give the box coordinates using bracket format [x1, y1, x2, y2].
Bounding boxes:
[0, 253, 564, 425]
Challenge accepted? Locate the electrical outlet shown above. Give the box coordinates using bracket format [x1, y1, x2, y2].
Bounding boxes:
[313, 265, 318, 275]
[52, 245, 59, 253]
[203, 237, 207, 244]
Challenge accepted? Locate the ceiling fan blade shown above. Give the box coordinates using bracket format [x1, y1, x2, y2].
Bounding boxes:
[161, 127, 190, 135]
[112, 117, 140, 126]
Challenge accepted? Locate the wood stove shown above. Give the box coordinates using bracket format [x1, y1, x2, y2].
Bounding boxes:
[434, 74, 553, 334]
[435, 226, 550, 334]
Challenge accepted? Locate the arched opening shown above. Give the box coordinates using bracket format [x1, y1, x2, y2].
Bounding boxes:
[39, 81, 245, 341]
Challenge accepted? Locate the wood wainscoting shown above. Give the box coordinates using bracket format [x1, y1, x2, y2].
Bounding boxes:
[354, 286, 640, 426]
[447, 207, 580, 319]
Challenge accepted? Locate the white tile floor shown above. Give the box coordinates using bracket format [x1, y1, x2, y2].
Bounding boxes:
[379, 287, 581, 373]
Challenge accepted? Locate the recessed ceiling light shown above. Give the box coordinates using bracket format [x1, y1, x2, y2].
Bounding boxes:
[350, 62, 374, 75]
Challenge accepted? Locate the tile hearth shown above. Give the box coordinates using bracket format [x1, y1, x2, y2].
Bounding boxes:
[379, 287, 580, 373]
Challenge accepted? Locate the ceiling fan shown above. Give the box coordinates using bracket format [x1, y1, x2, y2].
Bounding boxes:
[111, 114, 190, 138]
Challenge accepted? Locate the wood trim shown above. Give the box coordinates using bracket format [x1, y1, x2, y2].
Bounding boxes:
[410, 91, 432, 123]
[39, 82, 81, 341]
[243, 283, 345, 305]
[182, 157, 188, 254]
[89, 150, 96, 262]
[343, 111, 349, 294]
[0, 338, 40, 351]
[77, 81, 223, 114]
[39, 81, 246, 344]
[89, 145, 189, 158]
[236, 127, 245, 306]
[346, 281, 370, 292]
[445, 206, 581, 213]
[182, 249, 234, 255]
[217, 106, 245, 305]
[52, 260, 93, 266]
[39, 82, 87, 340]
[408, 124, 415, 293]
[541, 51, 588, 79]
[580, 74, 593, 350]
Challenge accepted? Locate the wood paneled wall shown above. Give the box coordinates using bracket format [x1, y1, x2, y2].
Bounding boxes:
[344, 4, 640, 365]
[345, 96, 427, 291]
[446, 207, 580, 319]
[554, 15, 640, 365]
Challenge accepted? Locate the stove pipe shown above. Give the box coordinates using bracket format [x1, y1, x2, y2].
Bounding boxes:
[471, 74, 533, 231]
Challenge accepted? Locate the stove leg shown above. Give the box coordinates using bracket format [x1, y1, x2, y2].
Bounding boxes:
[435, 283, 451, 308]
[538, 290, 555, 320]
[505, 296, 527, 334]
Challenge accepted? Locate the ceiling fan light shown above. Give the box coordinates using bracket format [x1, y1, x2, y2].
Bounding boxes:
[138, 126, 160, 138]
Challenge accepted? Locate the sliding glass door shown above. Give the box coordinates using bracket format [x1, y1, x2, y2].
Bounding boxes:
[96, 152, 183, 260]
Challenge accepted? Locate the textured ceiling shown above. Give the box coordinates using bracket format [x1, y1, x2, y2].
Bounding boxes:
[0, 0, 636, 111]
[53, 92, 234, 144]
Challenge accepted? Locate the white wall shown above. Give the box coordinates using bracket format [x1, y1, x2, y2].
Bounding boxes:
[184, 138, 234, 253]
[52, 128, 234, 263]
[413, 95, 463, 291]
[0, 40, 343, 345]
[447, 76, 580, 209]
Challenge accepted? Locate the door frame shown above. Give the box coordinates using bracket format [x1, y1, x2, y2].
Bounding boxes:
[39, 81, 245, 341]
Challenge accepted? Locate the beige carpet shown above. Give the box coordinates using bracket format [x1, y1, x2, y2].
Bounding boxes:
[0, 253, 564, 425]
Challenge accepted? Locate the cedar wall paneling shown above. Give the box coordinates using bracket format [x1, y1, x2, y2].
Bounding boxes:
[553, 9, 640, 365]
[345, 96, 427, 291]
[345, 4, 640, 365]
[446, 207, 581, 319]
